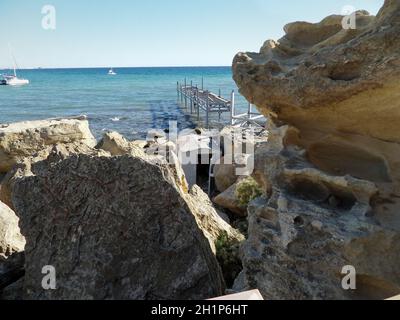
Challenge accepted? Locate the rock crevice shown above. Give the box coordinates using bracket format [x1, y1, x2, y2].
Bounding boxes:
[232, 0, 400, 300]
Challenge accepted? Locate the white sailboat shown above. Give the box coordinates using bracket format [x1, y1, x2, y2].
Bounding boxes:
[1, 46, 29, 86]
[108, 68, 117, 76]
[1, 70, 30, 86]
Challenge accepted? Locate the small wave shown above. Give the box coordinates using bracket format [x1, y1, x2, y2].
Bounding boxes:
[111, 117, 120, 122]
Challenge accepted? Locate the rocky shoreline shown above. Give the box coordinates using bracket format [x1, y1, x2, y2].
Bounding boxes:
[1, 0, 400, 300]
[0, 116, 252, 299]
[232, 0, 400, 299]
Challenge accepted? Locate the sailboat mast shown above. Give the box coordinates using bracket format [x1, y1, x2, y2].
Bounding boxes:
[8, 44, 17, 77]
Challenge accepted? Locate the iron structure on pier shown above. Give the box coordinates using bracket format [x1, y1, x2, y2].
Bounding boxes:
[177, 78, 265, 128]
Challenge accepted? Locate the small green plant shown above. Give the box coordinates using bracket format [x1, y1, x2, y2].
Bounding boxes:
[235, 177, 263, 207]
[215, 231, 242, 288]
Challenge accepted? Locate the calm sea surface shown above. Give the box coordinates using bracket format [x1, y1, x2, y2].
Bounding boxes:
[0, 67, 250, 140]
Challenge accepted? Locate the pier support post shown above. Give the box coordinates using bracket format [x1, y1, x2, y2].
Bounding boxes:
[205, 91, 210, 129]
[190, 81, 193, 113]
[195, 86, 199, 118]
[248, 102, 252, 123]
[184, 78, 187, 108]
[197, 91, 200, 121]
[230, 90, 235, 126]
[180, 81, 183, 103]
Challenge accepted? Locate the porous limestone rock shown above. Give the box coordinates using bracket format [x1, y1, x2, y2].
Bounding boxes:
[0, 202, 25, 258]
[0, 143, 108, 210]
[96, 131, 146, 157]
[188, 185, 244, 254]
[0, 117, 96, 173]
[97, 131, 188, 194]
[234, 121, 400, 300]
[213, 182, 247, 217]
[232, 0, 400, 300]
[233, 1, 400, 144]
[214, 154, 252, 193]
[12, 153, 232, 300]
[233, 0, 400, 142]
[145, 140, 177, 159]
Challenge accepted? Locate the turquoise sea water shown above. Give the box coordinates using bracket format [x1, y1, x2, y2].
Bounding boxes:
[0, 67, 250, 140]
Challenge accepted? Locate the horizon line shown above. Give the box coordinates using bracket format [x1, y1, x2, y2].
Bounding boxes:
[0, 65, 233, 70]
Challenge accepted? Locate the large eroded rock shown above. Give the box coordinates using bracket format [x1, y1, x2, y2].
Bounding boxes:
[0, 117, 96, 173]
[0, 143, 109, 210]
[96, 131, 146, 157]
[233, 2, 400, 144]
[234, 120, 400, 300]
[214, 154, 252, 193]
[12, 153, 229, 300]
[232, 0, 400, 300]
[0, 201, 25, 258]
[213, 182, 247, 217]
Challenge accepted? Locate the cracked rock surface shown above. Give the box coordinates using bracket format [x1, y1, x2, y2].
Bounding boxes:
[12, 153, 236, 300]
[233, 0, 400, 300]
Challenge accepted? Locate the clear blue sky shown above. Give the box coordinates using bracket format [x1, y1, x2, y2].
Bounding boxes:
[0, 0, 384, 68]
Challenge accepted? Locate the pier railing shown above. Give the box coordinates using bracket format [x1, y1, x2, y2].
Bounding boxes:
[177, 79, 265, 128]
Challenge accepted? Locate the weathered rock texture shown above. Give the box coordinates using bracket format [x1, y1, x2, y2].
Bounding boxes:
[0, 202, 26, 300]
[0, 117, 96, 173]
[0, 201, 25, 258]
[96, 131, 146, 157]
[1, 277, 24, 300]
[213, 182, 247, 217]
[214, 154, 251, 193]
[11, 152, 236, 300]
[0, 143, 109, 210]
[187, 185, 244, 254]
[0, 252, 25, 297]
[233, 4, 400, 145]
[233, 0, 400, 300]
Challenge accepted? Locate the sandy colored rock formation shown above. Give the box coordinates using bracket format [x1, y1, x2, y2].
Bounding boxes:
[96, 131, 146, 157]
[233, 1, 400, 144]
[0, 143, 109, 210]
[188, 185, 244, 253]
[0, 202, 25, 258]
[214, 154, 252, 193]
[11, 151, 242, 299]
[235, 124, 400, 299]
[0, 116, 96, 173]
[213, 182, 247, 217]
[97, 131, 189, 194]
[232, 0, 400, 299]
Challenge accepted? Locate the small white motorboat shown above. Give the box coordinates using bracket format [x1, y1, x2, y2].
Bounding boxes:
[108, 68, 117, 76]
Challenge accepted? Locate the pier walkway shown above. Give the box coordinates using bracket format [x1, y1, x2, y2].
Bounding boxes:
[177, 79, 265, 129]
